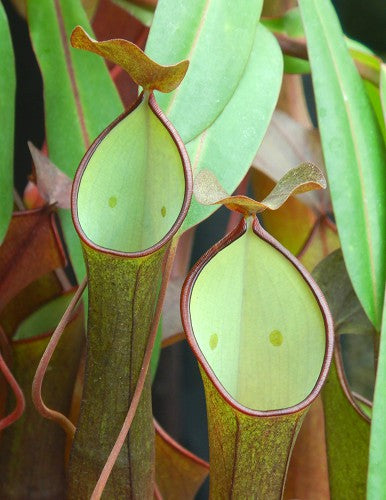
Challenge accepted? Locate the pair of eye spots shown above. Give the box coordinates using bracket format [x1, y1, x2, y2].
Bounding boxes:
[108, 196, 167, 217]
[209, 330, 283, 350]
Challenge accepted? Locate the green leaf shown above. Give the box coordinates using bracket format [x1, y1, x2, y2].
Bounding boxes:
[182, 217, 333, 497]
[298, 0, 386, 329]
[27, 0, 123, 280]
[182, 24, 283, 231]
[69, 93, 192, 497]
[0, 4, 15, 244]
[363, 81, 386, 143]
[368, 292, 386, 498]
[71, 26, 189, 93]
[194, 162, 326, 216]
[145, 0, 263, 143]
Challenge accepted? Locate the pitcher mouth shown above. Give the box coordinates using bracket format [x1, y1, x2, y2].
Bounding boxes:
[72, 93, 192, 259]
[181, 216, 334, 418]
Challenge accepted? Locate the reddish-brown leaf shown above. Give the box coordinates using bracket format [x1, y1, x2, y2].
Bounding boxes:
[0, 208, 66, 311]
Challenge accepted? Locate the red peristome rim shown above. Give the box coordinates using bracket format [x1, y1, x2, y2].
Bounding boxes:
[71, 92, 192, 259]
[181, 216, 334, 418]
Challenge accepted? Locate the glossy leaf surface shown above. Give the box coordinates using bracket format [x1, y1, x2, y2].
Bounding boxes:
[182, 24, 283, 231]
[76, 94, 187, 252]
[71, 26, 188, 92]
[146, 0, 263, 143]
[368, 293, 386, 499]
[298, 0, 386, 329]
[28, 0, 123, 279]
[0, 4, 15, 244]
[364, 81, 386, 143]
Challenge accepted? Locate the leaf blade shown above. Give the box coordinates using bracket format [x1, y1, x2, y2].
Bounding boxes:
[181, 24, 283, 231]
[145, 0, 263, 143]
[298, 0, 386, 329]
[27, 0, 123, 280]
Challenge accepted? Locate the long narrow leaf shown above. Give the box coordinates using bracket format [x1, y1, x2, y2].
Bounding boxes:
[0, 4, 16, 244]
[27, 0, 123, 279]
[298, 0, 386, 329]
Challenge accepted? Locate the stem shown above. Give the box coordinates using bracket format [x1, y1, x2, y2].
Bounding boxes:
[68, 240, 177, 498]
[89, 239, 178, 499]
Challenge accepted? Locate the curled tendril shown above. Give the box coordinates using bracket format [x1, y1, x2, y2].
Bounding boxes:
[31, 278, 87, 438]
